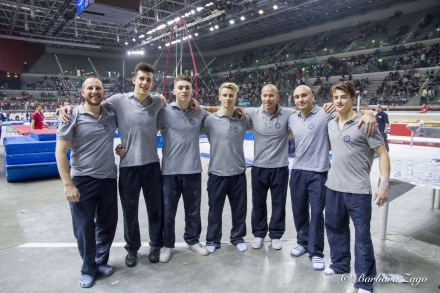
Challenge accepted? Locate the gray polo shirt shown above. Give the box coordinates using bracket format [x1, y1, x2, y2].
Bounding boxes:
[326, 113, 384, 194]
[246, 105, 295, 168]
[157, 102, 208, 175]
[57, 104, 118, 179]
[201, 110, 252, 176]
[102, 92, 163, 168]
[288, 106, 335, 172]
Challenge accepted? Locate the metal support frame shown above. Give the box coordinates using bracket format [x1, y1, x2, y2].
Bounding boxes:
[163, 18, 198, 100]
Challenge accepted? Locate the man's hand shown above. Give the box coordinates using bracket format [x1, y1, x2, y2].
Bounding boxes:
[323, 103, 336, 113]
[59, 106, 73, 124]
[159, 94, 166, 104]
[357, 112, 377, 135]
[115, 144, 127, 157]
[373, 189, 388, 206]
[65, 184, 80, 202]
[190, 98, 200, 110]
[234, 107, 246, 118]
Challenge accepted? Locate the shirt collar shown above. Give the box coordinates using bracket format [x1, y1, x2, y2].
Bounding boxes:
[214, 109, 240, 119]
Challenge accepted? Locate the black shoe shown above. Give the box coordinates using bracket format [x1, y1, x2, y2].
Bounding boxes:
[148, 247, 160, 263]
[125, 252, 138, 267]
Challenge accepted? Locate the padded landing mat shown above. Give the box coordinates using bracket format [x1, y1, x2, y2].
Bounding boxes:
[5, 161, 59, 182]
[4, 137, 56, 155]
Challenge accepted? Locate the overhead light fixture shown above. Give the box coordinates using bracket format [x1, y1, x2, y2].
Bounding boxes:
[210, 27, 214, 31]
[215, 25, 219, 29]
[158, 46, 162, 49]
[127, 50, 144, 55]
[230, 20, 234, 24]
[125, 42, 128, 45]
[259, 10, 263, 14]
[273, 5, 278, 9]
[132, 38, 136, 42]
[195, 32, 199, 36]
[240, 16, 245, 21]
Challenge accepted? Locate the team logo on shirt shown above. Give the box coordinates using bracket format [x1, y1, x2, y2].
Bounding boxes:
[343, 135, 351, 142]
[308, 123, 314, 129]
[275, 122, 281, 129]
[148, 110, 154, 116]
[234, 127, 239, 133]
[104, 125, 111, 131]
[189, 119, 195, 125]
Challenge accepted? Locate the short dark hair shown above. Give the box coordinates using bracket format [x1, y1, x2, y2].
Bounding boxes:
[133, 62, 155, 77]
[174, 74, 192, 86]
[331, 81, 356, 98]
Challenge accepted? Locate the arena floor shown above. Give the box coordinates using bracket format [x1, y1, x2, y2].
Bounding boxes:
[0, 134, 439, 293]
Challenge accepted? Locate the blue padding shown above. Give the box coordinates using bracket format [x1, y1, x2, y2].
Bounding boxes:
[29, 131, 57, 141]
[5, 162, 59, 182]
[157, 134, 163, 148]
[5, 150, 70, 165]
[2, 121, 24, 126]
[244, 131, 254, 140]
[4, 137, 56, 155]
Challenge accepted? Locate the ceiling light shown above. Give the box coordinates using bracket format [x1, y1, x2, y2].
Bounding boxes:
[158, 46, 162, 49]
[259, 10, 263, 14]
[210, 27, 214, 31]
[215, 25, 219, 29]
[240, 16, 245, 21]
[195, 32, 199, 36]
[273, 5, 278, 9]
[230, 20, 234, 24]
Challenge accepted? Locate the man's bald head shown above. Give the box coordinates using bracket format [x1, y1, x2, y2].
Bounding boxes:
[262, 84, 278, 94]
[293, 85, 315, 114]
[293, 85, 312, 96]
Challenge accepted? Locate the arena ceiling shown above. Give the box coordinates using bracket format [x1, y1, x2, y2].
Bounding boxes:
[0, 0, 409, 54]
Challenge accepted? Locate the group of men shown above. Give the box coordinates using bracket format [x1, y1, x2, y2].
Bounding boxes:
[56, 62, 390, 293]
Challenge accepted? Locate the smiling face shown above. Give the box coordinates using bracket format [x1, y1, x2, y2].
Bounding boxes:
[218, 87, 237, 110]
[332, 89, 355, 114]
[173, 80, 192, 103]
[132, 70, 154, 99]
[293, 85, 314, 113]
[261, 84, 279, 114]
[81, 77, 104, 106]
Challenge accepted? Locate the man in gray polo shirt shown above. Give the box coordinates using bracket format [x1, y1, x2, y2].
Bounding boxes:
[201, 82, 252, 253]
[56, 76, 118, 288]
[245, 84, 295, 250]
[106, 63, 164, 267]
[324, 81, 389, 293]
[288, 85, 377, 271]
[157, 74, 209, 262]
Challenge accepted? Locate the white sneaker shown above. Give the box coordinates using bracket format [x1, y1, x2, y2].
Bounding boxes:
[324, 267, 336, 275]
[252, 237, 264, 249]
[236, 243, 248, 252]
[312, 256, 325, 270]
[206, 245, 216, 253]
[159, 247, 173, 263]
[187, 242, 209, 256]
[358, 289, 372, 293]
[271, 239, 282, 250]
[290, 245, 306, 257]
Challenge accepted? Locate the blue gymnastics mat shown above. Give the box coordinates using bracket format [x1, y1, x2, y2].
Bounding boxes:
[4, 137, 56, 155]
[5, 161, 59, 182]
[29, 130, 57, 141]
[5, 150, 70, 165]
